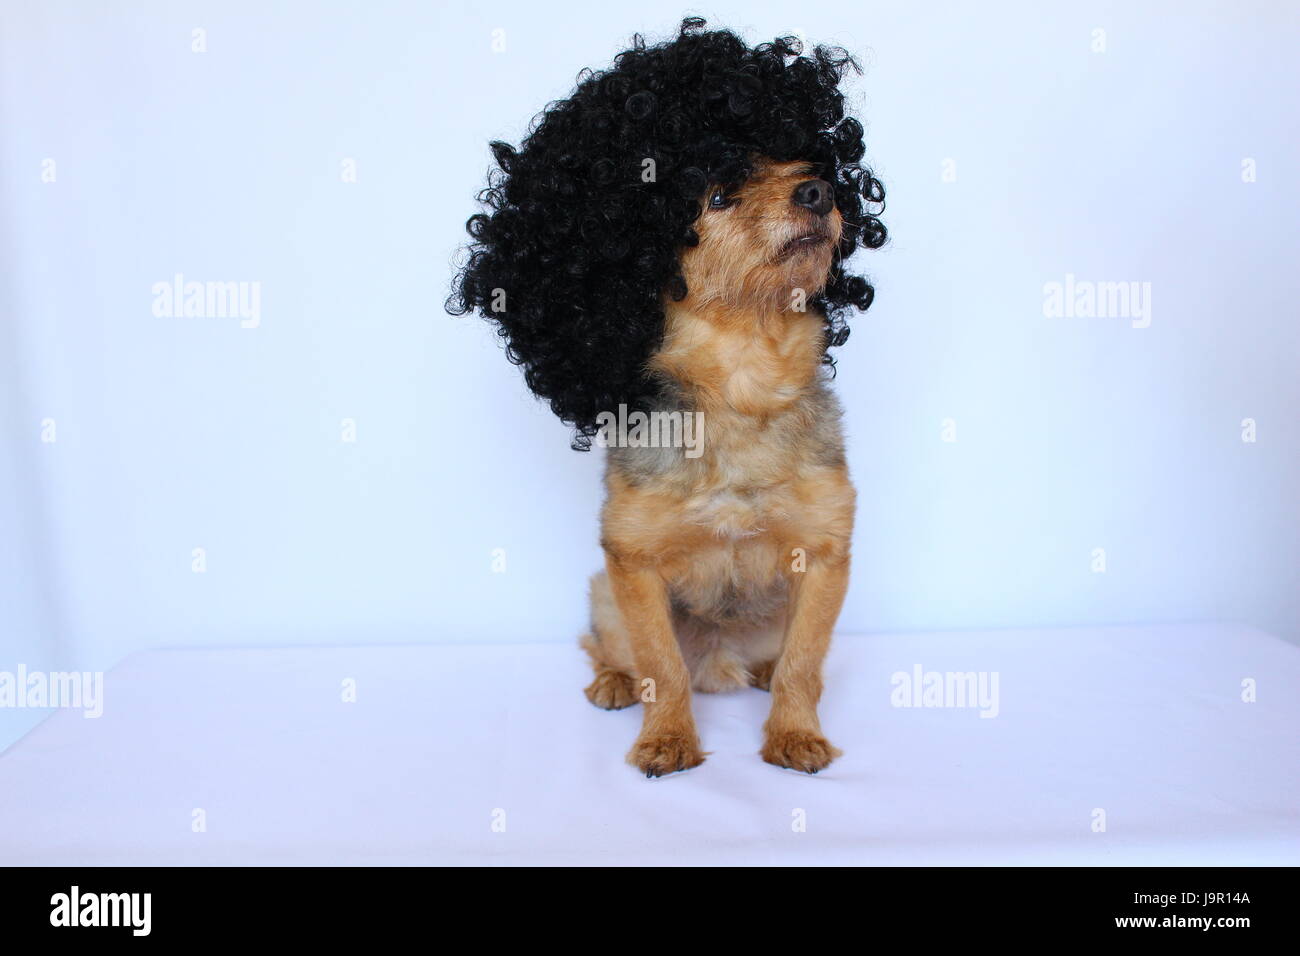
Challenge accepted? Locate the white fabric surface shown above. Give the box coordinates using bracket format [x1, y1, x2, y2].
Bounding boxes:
[1, 622, 1296, 866]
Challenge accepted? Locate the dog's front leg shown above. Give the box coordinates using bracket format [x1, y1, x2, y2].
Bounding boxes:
[604, 552, 704, 776]
[762, 550, 849, 773]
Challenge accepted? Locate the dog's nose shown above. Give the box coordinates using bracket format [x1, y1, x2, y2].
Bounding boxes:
[792, 179, 834, 216]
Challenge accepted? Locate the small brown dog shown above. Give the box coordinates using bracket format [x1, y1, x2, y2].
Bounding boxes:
[581, 160, 856, 776]
[450, 20, 885, 776]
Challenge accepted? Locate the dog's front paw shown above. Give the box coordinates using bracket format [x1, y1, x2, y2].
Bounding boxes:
[761, 729, 841, 774]
[627, 733, 705, 777]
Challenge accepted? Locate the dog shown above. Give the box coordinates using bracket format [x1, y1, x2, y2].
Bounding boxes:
[449, 18, 886, 776]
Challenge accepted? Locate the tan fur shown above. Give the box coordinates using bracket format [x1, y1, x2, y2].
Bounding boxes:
[580, 159, 855, 775]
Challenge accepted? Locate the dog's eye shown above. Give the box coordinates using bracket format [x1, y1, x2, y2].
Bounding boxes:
[708, 188, 728, 209]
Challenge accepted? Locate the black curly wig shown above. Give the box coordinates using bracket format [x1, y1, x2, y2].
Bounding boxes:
[447, 17, 886, 450]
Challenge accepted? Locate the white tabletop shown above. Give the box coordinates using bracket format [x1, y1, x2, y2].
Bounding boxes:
[1, 622, 1296, 865]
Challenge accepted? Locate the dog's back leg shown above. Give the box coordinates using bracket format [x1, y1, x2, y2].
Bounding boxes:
[580, 571, 639, 710]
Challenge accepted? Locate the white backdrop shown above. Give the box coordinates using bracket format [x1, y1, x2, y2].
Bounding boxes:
[2, 0, 1298, 752]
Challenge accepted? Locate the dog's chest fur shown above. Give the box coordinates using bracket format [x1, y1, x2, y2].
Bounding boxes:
[603, 309, 850, 627]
